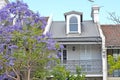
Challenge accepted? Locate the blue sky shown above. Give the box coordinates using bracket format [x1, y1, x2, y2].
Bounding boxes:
[10, 0, 119, 24]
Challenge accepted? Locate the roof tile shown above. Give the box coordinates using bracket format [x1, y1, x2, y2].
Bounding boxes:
[101, 25, 120, 47]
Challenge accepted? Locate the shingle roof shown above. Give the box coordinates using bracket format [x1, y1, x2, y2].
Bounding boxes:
[50, 20, 101, 42]
[101, 25, 120, 47]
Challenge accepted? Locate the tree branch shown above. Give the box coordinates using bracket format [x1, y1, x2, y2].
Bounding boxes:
[108, 12, 120, 24]
[6, 70, 17, 80]
[11, 67, 20, 80]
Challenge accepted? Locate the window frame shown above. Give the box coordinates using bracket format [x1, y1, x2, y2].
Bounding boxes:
[69, 16, 78, 33]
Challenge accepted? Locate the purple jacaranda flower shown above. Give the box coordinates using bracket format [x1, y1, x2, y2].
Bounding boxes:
[0, 8, 9, 21]
[25, 10, 32, 17]
[3, 26, 15, 33]
[56, 55, 59, 59]
[39, 17, 45, 21]
[6, 57, 15, 66]
[0, 65, 3, 70]
[6, 49, 11, 55]
[9, 60, 14, 66]
[0, 74, 4, 80]
[57, 51, 62, 58]
[13, 24, 22, 31]
[42, 19, 47, 25]
[9, 8, 17, 14]
[60, 44, 64, 49]
[41, 34, 45, 38]
[9, 45, 18, 49]
[46, 39, 56, 50]
[36, 36, 42, 42]
[0, 73, 14, 80]
[34, 18, 40, 23]
[8, 17, 14, 23]
[41, 25, 46, 29]
[45, 32, 52, 38]
[5, 38, 11, 43]
[36, 35, 46, 42]
[48, 55, 52, 58]
[1, 73, 8, 79]
[3, 55, 9, 59]
[0, 44, 5, 53]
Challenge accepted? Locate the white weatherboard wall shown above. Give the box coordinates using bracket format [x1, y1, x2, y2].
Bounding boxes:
[67, 45, 80, 60]
[67, 44, 101, 60]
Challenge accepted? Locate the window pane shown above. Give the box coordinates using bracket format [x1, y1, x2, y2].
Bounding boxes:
[69, 16, 78, 32]
[113, 70, 120, 77]
[70, 24, 78, 31]
[113, 49, 119, 58]
[70, 16, 78, 23]
[63, 50, 67, 60]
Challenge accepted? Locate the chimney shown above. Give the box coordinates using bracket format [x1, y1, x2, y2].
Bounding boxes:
[91, 5, 100, 23]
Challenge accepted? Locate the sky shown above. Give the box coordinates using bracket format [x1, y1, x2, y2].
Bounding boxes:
[9, 0, 120, 24]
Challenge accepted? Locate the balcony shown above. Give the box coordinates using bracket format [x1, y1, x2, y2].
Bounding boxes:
[60, 59, 102, 75]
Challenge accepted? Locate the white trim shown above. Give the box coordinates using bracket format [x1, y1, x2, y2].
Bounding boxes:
[49, 74, 103, 78]
[59, 42, 102, 45]
[43, 14, 53, 35]
[68, 74, 103, 77]
[85, 74, 103, 77]
[97, 23, 107, 80]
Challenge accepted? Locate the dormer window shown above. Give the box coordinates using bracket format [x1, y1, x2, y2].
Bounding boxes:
[64, 11, 83, 34]
[69, 16, 78, 32]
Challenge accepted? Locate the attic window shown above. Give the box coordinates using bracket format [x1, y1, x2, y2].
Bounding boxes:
[69, 16, 78, 32]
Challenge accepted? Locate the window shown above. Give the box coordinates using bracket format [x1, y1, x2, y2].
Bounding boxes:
[112, 49, 120, 77]
[63, 50, 67, 60]
[63, 45, 67, 63]
[69, 16, 78, 32]
[113, 49, 120, 59]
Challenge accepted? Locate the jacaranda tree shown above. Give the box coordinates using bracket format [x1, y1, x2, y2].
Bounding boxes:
[0, 1, 63, 80]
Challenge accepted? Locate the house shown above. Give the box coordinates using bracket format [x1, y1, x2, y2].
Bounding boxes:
[44, 5, 107, 80]
[1, 0, 120, 80]
[101, 25, 120, 80]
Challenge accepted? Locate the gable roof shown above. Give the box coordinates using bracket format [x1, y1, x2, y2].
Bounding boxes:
[49, 20, 101, 43]
[64, 11, 83, 16]
[101, 25, 120, 47]
[64, 11, 83, 21]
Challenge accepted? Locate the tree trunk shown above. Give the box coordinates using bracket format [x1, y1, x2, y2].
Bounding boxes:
[28, 67, 31, 80]
[16, 77, 20, 80]
[16, 73, 21, 80]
